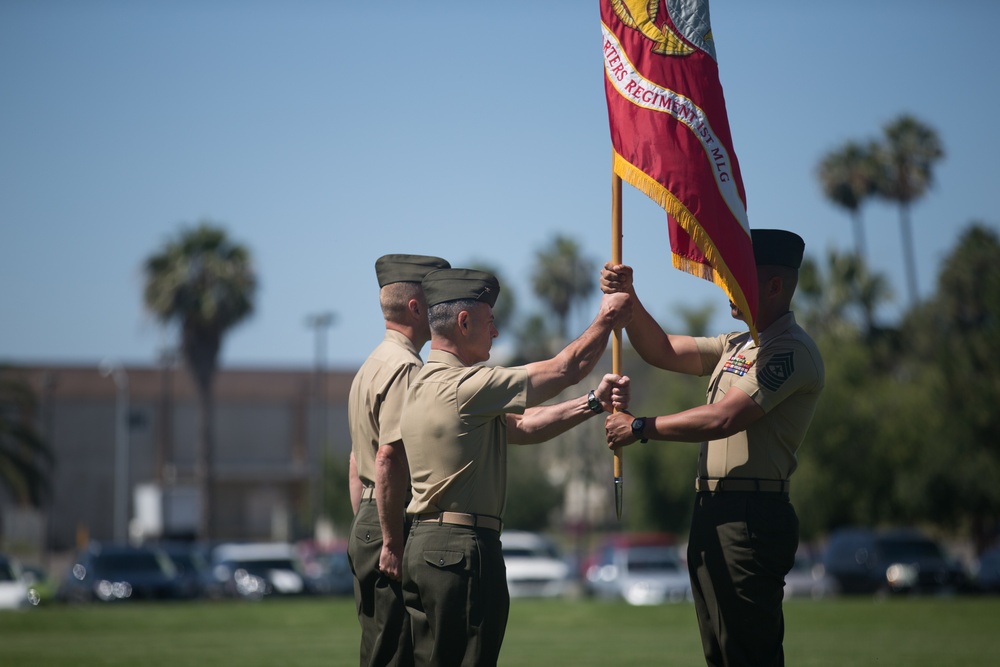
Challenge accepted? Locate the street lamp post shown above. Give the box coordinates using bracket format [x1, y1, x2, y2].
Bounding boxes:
[306, 312, 335, 524]
[100, 360, 130, 543]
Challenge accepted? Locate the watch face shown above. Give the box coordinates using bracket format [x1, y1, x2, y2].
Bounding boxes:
[631, 418, 645, 434]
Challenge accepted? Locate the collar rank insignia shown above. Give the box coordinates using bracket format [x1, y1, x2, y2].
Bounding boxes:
[723, 353, 753, 376]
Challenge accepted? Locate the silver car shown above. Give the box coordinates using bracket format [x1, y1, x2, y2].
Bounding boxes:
[586, 543, 691, 605]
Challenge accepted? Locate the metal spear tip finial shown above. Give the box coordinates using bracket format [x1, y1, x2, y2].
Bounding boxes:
[614, 476, 623, 521]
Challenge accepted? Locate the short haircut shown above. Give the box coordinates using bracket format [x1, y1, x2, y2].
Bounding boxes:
[428, 299, 479, 336]
[380, 281, 422, 322]
[758, 264, 799, 295]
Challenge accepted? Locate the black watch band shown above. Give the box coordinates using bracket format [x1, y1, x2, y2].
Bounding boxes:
[631, 417, 649, 443]
[587, 389, 603, 413]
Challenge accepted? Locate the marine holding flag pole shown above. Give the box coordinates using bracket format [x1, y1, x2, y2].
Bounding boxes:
[601, 0, 760, 518]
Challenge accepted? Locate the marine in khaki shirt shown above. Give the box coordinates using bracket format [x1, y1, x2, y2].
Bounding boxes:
[400, 267, 632, 667]
[347, 253, 449, 667]
[693, 311, 824, 481]
[603, 229, 824, 667]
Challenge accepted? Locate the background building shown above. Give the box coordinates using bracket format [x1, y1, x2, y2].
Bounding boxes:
[5, 362, 355, 552]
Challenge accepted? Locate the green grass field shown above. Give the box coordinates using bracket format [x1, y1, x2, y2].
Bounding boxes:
[2, 596, 998, 666]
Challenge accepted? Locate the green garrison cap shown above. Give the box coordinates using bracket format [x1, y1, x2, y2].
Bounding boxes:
[422, 268, 500, 308]
[751, 229, 805, 269]
[375, 254, 451, 288]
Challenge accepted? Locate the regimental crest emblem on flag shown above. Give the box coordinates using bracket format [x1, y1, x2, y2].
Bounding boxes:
[723, 353, 753, 377]
[757, 352, 795, 391]
[610, 0, 716, 59]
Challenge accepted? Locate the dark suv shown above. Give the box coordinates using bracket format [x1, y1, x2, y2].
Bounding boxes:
[56, 542, 187, 603]
[822, 527, 970, 595]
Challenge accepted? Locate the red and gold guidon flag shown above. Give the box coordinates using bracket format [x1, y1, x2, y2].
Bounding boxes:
[601, 0, 758, 338]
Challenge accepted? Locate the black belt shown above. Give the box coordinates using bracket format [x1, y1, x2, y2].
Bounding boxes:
[412, 511, 502, 533]
[696, 478, 789, 493]
[361, 486, 375, 501]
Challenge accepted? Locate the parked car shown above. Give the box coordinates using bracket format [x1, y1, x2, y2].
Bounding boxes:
[502, 530, 570, 599]
[18, 564, 53, 606]
[301, 542, 354, 597]
[0, 554, 33, 609]
[210, 542, 311, 599]
[973, 545, 1000, 594]
[157, 541, 217, 599]
[822, 527, 970, 596]
[584, 533, 691, 605]
[56, 543, 185, 603]
[783, 548, 836, 600]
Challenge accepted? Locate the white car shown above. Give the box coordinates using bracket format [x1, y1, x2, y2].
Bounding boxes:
[502, 530, 570, 599]
[0, 554, 33, 609]
[210, 542, 308, 599]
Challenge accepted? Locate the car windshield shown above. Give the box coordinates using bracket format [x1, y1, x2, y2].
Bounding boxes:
[93, 552, 165, 576]
[879, 539, 943, 562]
[234, 559, 298, 574]
[503, 546, 558, 559]
[627, 547, 680, 572]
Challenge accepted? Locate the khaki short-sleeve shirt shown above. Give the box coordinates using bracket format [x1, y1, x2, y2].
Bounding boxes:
[693, 312, 824, 480]
[348, 329, 423, 487]
[401, 349, 529, 518]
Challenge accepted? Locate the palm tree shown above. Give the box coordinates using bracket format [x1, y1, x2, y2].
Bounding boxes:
[143, 222, 256, 540]
[873, 115, 944, 307]
[0, 366, 53, 510]
[796, 250, 892, 338]
[531, 235, 596, 342]
[817, 141, 879, 263]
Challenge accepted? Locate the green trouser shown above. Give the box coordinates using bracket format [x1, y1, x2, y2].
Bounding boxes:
[348, 500, 413, 667]
[402, 522, 509, 667]
[687, 491, 799, 667]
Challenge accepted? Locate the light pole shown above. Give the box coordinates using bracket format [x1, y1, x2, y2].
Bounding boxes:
[99, 359, 130, 543]
[305, 312, 335, 523]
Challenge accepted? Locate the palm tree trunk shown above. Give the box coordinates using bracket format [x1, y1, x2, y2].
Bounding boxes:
[851, 208, 867, 265]
[198, 385, 215, 541]
[898, 202, 919, 307]
[184, 328, 220, 542]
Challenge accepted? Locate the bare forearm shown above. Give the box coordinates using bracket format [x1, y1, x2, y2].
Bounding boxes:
[374, 443, 408, 547]
[647, 405, 744, 442]
[507, 396, 599, 445]
[348, 452, 362, 515]
[554, 318, 614, 385]
[606, 390, 764, 449]
[524, 293, 630, 407]
[525, 320, 612, 406]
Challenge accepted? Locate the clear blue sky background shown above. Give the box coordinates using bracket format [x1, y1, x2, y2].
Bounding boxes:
[3, 1, 998, 370]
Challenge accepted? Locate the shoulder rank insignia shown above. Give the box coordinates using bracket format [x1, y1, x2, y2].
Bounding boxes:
[758, 351, 795, 391]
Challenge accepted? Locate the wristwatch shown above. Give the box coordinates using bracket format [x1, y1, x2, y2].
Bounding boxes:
[587, 389, 603, 413]
[630, 417, 649, 443]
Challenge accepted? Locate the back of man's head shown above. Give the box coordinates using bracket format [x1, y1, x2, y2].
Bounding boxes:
[374, 254, 450, 324]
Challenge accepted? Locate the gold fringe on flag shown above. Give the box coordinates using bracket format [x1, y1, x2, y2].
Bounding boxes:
[612, 151, 759, 343]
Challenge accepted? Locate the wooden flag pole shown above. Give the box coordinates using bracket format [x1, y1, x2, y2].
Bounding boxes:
[612, 169, 624, 520]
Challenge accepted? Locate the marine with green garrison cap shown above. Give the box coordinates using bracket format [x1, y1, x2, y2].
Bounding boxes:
[400, 267, 633, 667]
[348, 252, 448, 667]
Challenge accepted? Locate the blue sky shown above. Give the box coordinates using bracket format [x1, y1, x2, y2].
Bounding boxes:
[2, 1, 998, 370]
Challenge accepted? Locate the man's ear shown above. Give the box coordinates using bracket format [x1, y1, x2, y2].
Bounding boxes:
[767, 275, 783, 297]
[408, 298, 421, 320]
[457, 310, 470, 333]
